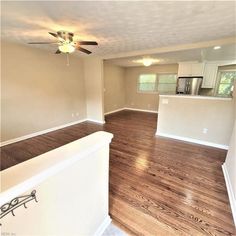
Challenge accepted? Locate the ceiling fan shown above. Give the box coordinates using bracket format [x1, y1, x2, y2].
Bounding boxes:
[28, 31, 98, 54]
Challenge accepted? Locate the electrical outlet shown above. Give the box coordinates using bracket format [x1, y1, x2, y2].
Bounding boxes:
[203, 128, 208, 134]
[72, 113, 74, 117]
[76, 112, 79, 116]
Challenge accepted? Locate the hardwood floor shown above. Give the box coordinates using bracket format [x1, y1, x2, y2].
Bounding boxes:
[1, 110, 235, 235]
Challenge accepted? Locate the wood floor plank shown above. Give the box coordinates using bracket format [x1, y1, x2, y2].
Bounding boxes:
[110, 167, 233, 220]
[1, 110, 235, 235]
[110, 195, 179, 236]
[110, 174, 234, 235]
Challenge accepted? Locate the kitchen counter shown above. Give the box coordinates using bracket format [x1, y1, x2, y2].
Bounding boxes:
[159, 94, 232, 101]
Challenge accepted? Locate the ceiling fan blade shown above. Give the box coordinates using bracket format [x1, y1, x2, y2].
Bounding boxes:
[55, 49, 61, 54]
[77, 41, 98, 45]
[48, 32, 58, 38]
[77, 47, 92, 54]
[28, 42, 58, 44]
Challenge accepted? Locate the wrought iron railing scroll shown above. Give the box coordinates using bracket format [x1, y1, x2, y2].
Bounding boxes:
[0, 190, 38, 223]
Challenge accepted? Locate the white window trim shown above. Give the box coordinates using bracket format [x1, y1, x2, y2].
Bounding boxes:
[137, 74, 158, 94]
[215, 70, 236, 97]
[137, 72, 177, 94]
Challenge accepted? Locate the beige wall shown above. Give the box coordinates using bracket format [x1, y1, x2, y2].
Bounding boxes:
[124, 64, 178, 111]
[1, 41, 87, 142]
[84, 57, 104, 123]
[104, 62, 125, 113]
[157, 96, 234, 147]
[103, 63, 235, 113]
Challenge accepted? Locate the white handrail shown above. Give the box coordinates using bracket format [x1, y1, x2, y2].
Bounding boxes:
[0, 131, 113, 205]
[1, 131, 113, 236]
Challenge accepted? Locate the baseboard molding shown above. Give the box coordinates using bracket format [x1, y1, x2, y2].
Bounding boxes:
[156, 132, 229, 150]
[104, 108, 125, 115]
[1, 108, 155, 147]
[86, 119, 105, 124]
[222, 163, 236, 226]
[94, 215, 112, 236]
[105, 107, 158, 115]
[0, 118, 106, 147]
[124, 107, 158, 113]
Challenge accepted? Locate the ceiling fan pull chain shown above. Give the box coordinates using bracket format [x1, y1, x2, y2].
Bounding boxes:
[66, 53, 70, 66]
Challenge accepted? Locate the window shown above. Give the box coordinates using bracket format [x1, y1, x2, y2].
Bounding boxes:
[137, 73, 177, 94]
[157, 74, 177, 94]
[138, 74, 157, 92]
[216, 71, 236, 97]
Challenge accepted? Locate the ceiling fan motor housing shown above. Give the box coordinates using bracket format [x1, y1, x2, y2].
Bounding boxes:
[57, 31, 74, 42]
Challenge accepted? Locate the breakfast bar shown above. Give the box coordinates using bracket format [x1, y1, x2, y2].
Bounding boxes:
[156, 95, 235, 149]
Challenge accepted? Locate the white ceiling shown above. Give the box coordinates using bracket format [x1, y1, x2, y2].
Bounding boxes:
[2, 1, 236, 57]
[106, 44, 236, 67]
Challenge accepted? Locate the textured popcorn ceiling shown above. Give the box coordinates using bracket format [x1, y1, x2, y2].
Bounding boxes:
[107, 44, 236, 67]
[1, 1, 236, 57]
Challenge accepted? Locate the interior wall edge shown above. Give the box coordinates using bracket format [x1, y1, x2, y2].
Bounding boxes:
[222, 163, 236, 226]
[84, 57, 104, 122]
[103, 62, 126, 113]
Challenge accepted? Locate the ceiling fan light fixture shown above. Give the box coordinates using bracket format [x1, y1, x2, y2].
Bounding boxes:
[213, 45, 221, 50]
[132, 58, 160, 67]
[58, 43, 75, 53]
[143, 58, 153, 67]
[28, 31, 97, 55]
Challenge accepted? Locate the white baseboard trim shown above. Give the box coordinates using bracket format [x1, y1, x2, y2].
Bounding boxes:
[86, 119, 105, 124]
[105, 107, 158, 115]
[222, 163, 236, 226]
[156, 132, 229, 150]
[104, 108, 125, 115]
[1, 108, 155, 147]
[124, 107, 158, 113]
[0, 119, 87, 147]
[1, 117, 107, 147]
[94, 215, 112, 236]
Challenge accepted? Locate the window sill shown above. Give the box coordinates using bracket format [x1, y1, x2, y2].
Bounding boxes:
[137, 91, 159, 94]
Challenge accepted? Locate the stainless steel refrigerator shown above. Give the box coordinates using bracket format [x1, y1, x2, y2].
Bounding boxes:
[176, 77, 203, 95]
